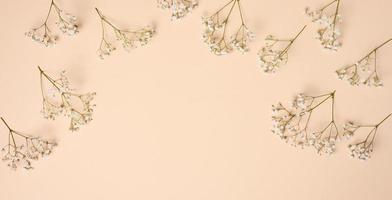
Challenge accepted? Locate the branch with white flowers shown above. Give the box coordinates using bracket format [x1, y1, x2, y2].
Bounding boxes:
[202, 0, 255, 55]
[272, 91, 339, 155]
[38, 66, 96, 131]
[157, 0, 199, 20]
[95, 8, 155, 59]
[1, 117, 57, 170]
[343, 113, 391, 161]
[335, 38, 392, 87]
[258, 25, 307, 73]
[305, 0, 342, 51]
[25, 0, 78, 47]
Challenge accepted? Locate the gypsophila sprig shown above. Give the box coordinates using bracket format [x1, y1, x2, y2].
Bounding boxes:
[1, 117, 57, 170]
[258, 25, 307, 73]
[25, 0, 78, 47]
[38, 66, 96, 132]
[157, 0, 199, 20]
[202, 0, 255, 55]
[305, 0, 342, 51]
[335, 38, 392, 87]
[95, 8, 155, 59]
[272, 91, 339, 155]
[344, 113, 392, 161]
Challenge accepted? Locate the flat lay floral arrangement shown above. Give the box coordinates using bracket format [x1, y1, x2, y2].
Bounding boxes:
[1, 0, 391, 171]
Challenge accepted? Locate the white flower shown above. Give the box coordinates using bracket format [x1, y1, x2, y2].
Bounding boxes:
[314, 138, 336, 155]
[157, 0, 198, 20]
[342, 121, 359, 139]
[202, 0, 254, 55]
[305, 1, 342, 51]
[271, 91, 339, 156]
[258, 44, 288, 73]
[39, 67, 96, 131]
[335, 47, 387, 87]
[258, 26, 306, 73]
[344, 113, 392, 161]
[56, 11, 79, 36]
[112, 27, 155, 53]
[1, 118, 57, 170]
[26, 1, 78, 46]
[292, 93, 309, 111]
[25, 28, 56, 47]
[348, 143, 372, 161]
[95, 8, 155, 59]
[98, 41, 116, 59]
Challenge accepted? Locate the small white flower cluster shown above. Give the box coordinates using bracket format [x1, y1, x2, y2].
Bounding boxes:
[292, 93, 312, 111]
[25, 1, 78, 47]
[272, 92, 339, 155]
[43, 92, 96, 131]
[202, 18, 254, 55]
[348, 143, 372, 161]
[95, 8, 155, 59]
[258, 35, 289, 73]
[97, 42, 116, 59]
[25, 27, 56, 47]
[342, 113, 392, 161]
[313, 137, 337, 155]
[258, 25, 306, 73]
[342, 121, 359, 139]
[40, 68, 96, 131]
[157, 0, 198, 20]
[1, 132, 56, 170]
[336, 54, 383, 87]
[305, 2, 342, 51]
[56, 10, 79, 36]
[202, 0, 254, 56]
[98, 27, 155, 59]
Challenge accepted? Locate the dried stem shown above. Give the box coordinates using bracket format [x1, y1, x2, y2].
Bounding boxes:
[278, 25, 307, 58]
[341, 38, 392, 72]
[210, 0, 247, 45]
[1, 117, 12, 131]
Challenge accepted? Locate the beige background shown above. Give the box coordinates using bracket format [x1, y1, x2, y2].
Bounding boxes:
[1, 0, 392, 199]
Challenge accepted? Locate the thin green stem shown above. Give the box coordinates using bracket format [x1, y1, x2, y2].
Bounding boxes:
[222, 0, 237, 37]
[1, 117, 12, 131]
[237, 0, 245, 25]
[277, 25, 307, 58]
[212, 0, 236, 16]
[359, 38, 392, 63]
[320, 0, 338, 11]
[95, 8, 121, 31]
[308, 91, 334, 112]
[376, 113, 392, 127]
[44, 0, 55, 24]
[291, 25, 307, 43]
[331, 0, 340, 38]
[38, 66, 62, 92]
[331, 90, 336, 121]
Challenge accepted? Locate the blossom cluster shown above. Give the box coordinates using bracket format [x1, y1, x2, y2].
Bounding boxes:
[342, 113, 391, 161]
[258, 35, 289, 73]
[335, 38, 391, 87]
[202, 0, 255, 55]
[1, 118, 57, 170]
[25, 0, 78, 47]
[258, 26, 306, 73]
[157, 0, 198, 20]
[272, 92, 339, 155]
[335, 56, 383, 87]
[39, 67, 96, 131]
[348, 143, 373, 161]
[95, 8, 155, 59]
[305, 0, 342, 51]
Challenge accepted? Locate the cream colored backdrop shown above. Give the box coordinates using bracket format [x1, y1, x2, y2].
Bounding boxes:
[1, 0, 392, 199]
